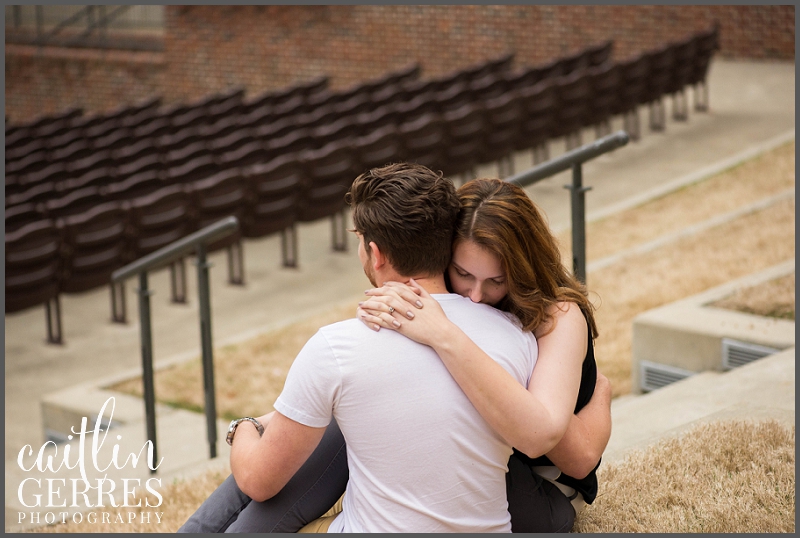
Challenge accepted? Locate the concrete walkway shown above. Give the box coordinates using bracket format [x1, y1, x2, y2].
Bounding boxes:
[4, 58, 795, 531]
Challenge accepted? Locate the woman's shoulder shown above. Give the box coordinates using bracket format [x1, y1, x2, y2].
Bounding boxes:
[534, 301, 586, 339]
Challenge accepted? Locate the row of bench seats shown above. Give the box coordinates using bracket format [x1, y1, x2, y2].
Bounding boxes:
[6, 29, 719, 344]
[5, 42, 613, 200]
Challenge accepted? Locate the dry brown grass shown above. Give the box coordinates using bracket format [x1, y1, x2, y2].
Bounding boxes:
[574, 419, 796, 533]
[710, 272, 795, 320]
[34, 419, 794, 533]
[557, 141, 795, 261]
[111, 301, 360, 420]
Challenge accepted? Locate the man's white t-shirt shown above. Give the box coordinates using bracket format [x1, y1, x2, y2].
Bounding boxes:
[274, 293, 538, 533]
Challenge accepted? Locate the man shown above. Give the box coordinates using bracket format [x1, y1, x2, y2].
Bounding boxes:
[181, 163, 539, 532]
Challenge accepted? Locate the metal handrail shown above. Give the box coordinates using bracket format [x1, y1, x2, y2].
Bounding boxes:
[505, 130, 630, 283]
[112, 216, 240, 471]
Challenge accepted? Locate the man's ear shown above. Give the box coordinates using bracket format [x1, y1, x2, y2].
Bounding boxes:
[368, 241, 387, 271]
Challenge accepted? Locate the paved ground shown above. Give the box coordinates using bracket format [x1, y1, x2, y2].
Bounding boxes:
[4, 58, 795, 531]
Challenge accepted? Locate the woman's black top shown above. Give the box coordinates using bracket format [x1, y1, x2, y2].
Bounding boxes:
[511, 322, 600, 504]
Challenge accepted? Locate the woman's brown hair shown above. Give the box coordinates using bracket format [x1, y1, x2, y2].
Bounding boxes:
[455, 178, 598, 338]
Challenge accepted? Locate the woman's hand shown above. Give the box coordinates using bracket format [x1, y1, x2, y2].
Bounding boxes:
[357, 279, 454, 348]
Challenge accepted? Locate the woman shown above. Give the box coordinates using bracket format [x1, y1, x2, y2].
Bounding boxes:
[357, 177, 610, 531]
[179, 178, 610, 534]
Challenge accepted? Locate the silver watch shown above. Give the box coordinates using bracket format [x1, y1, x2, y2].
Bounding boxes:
[226, 417, 265, 446]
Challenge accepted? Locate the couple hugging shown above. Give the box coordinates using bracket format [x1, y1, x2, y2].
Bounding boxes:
[180, 162, 611, 533]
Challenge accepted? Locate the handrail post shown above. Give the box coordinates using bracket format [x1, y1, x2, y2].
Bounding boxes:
[565, 163, 591, 284]
[137, 271, 158, 474]
[195, 244, 219, 459]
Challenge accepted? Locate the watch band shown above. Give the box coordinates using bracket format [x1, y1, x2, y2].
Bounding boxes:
[226, 417, 265, 446]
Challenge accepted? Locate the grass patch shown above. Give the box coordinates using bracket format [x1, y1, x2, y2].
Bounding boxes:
[109, 301, 359, 420]
[574, 419, 795, 533]
[709, 272, 795, 320]
[33, 419, 793, 533]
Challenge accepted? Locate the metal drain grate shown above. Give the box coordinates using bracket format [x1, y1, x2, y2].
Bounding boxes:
[639, 360, 696, 392]
[721, 338, 780, 370]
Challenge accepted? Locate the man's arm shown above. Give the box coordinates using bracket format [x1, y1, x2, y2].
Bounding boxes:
[229, 411, 327, 502]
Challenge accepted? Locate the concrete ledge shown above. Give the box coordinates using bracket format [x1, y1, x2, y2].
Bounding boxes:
[631, 260, 795, 393]
[606, 346, 795, 465]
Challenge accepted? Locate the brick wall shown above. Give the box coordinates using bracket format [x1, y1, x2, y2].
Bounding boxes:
[162, 5, 794, 104]
[5, 45, 164, 124]
[5, 5, 794, 124]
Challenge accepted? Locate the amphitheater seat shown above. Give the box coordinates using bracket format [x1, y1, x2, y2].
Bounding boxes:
[208, 128, 256, 156]
[200, 116, 242, 141]
[43, 185, 105, 220]
[666, 37, 698, 121]
[270, 94, 311, 123]
[67, 148, 117, 177]
[19, 161, 69, 189]
[614, 53, 650, 141]
[84, 118, 122, 143]
[5, 219, 63, 343]
[92, 127, 135, 152]
[397, 111, 448, 173]
[171, 106, 212, 132]
[469, 71, 511, 102]
[442, 102, 487, 179]
[103, 169, 165, 201]
[689, 24, 720, 111]
[137, 116, 177, 140]
[241, 75, 329, 114]
[435, 80, 476, 114]
[352, 125, 405, 174]
[483, 90, 524, 177]
[57, 200, 130, 295]
[241, 155, 303, 267]
[586, 62, 623, 138]
[264, 128, 316, 161]
[354, 103, 403, 134]
[49, 139, 94, 164]
[126, 184, 194, 305]
[299, 140, 358, 251]
[217, 140, 270, 169]
[6, 148, 49, 177]
[5, 202, 44, 233]
[553, 69, 594, 150]
[5, 138, 46, 163]
[642, 44, 676, 130]
[46, 129, 85, 152]
[116, 152, 163, 181]
[188, 168, 247, 284]
[120, 107, 161, 132]
[5, 181, 57, 208]
[159, 126, 204, 153]
[162, 155, 219, 186]
[311, 116, 361, 149]
[58, 166, 114, 193]
[294, 104, 344, 132]
[113, 137, 160, 166]
[516, 78, 559, 164]
[395, 91, 439, 124]
[163, 140, 209, 169]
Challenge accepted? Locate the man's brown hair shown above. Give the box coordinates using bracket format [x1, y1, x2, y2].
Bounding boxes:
[346, 162, 460, 277]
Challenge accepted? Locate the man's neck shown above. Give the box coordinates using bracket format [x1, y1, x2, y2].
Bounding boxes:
[397, 274, 448, 294]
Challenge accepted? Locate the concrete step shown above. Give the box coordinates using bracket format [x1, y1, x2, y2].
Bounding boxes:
[604, 346, 795, 466]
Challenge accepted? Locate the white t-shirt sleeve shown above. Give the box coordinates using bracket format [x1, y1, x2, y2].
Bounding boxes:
[273, 329, 342, 428]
